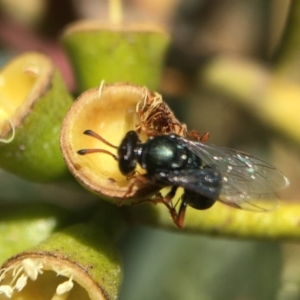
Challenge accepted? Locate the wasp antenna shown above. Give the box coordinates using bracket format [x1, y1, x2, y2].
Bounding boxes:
[82, 129, 117, 149]
[77, 149, 87, 155]
[77, 148, 118, 160]
[83, 129, 94, 136]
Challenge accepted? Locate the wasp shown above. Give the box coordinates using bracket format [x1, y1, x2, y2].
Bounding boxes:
[78, 130, 289, 228]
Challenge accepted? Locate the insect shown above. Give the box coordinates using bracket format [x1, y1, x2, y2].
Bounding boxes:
[78, 130, 289, 228]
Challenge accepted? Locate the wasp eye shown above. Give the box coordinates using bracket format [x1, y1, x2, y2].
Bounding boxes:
[118, 131, 139, 175]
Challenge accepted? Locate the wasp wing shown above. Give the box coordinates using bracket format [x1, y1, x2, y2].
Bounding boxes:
[151, 166, 222, 200]
[180, 138, 289, 211]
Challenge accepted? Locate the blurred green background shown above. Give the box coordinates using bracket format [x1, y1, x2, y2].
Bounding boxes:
[0, 0, 299, 299]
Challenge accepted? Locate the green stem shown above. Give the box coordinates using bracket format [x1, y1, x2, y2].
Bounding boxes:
[201, 55, 300, 150]
[126, 201, 300, 241]
[273, 0, 300, 82]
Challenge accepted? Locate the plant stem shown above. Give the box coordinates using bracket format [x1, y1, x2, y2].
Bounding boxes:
[273, 0, 300, 82]
[126, 201, 300, 241]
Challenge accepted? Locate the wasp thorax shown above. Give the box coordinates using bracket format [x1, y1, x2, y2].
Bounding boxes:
[138, 135, 202, 176]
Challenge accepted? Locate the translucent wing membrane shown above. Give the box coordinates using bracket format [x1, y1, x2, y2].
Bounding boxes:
[181, 138, 289, 211]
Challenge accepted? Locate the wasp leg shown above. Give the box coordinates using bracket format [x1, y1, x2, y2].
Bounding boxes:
[149, 188, 191, 228]
[131, 185, 177, 209]
[117, 174, 150, 206]
[132, 186, 187, 228]
[171, 199, 187, 229]
[125, 170, 142, 180]
[151, 189, 187, 229]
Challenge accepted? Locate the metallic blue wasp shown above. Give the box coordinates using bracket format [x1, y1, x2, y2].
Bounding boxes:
[78, 130, 289, 228]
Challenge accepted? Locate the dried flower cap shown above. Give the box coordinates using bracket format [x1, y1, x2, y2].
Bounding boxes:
[60, 83, 186, 202]
[61, 20, 170, 92]
[0, 52, 73, 181]
[0, 223, 122, 300]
